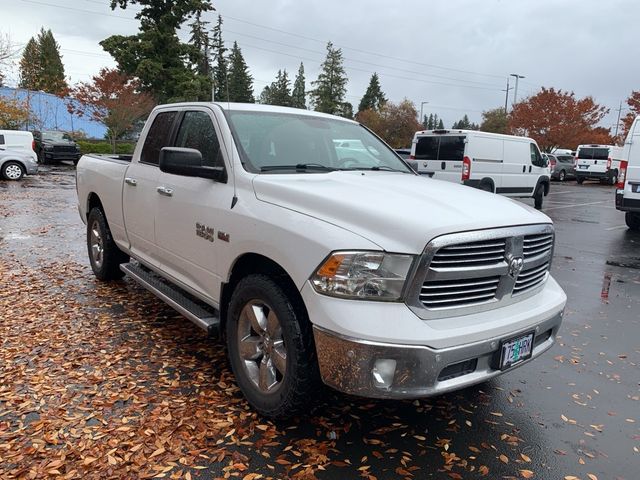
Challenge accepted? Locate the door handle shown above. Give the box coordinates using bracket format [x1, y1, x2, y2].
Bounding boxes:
[156, 186, 173, 197]
[125, 177, 137, 186]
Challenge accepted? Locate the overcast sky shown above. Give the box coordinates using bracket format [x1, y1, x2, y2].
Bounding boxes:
[1, 0, 637, 129]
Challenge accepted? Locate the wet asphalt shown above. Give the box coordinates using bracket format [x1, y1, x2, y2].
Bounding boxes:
[0, 165, 638, 480]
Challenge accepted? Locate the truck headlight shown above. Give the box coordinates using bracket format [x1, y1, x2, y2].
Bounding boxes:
[311, 251, 415, 301]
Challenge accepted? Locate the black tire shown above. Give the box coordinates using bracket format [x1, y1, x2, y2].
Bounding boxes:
[609, 171, 618, 186]
[626, 212, 640, 231]
[226, 274, 320, 418]
[86, 207, 128, 281]
[478, 181, 493, 193]
[534, 185, 544, 209]
[577, 177, 585, 184]
[559, 170, 566, 182]
[2, 161, 25, 180]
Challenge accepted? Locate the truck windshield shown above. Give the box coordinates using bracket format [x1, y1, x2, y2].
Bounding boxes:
[226, 110, 413, 174]
[578, 147, 609, 160]
[415, 136, 465, 161]
[43, 131, 72, 142]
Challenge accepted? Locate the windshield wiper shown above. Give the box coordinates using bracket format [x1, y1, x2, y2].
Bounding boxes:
[344, 165, 408, 172]
[260, 163, 336, 172]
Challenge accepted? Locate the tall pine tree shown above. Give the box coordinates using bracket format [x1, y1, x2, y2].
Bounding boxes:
[101, 0, 214, 103]
[260, 69, 291, 106]
[37, 28, 67, 94]
[226, 42, 254, 103]
[358, 73, 386, 113]
[188, 10, 212, 100]
[19, 37, 41, 91]
[211, 15, 228, 101]
[309, 42, 348, 116]
[291, 62, 306, 109]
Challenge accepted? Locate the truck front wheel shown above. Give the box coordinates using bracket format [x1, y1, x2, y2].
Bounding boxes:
[534, 185, 544, 209]
[226, 274, 319, 418]
[87, 207, 129, 281]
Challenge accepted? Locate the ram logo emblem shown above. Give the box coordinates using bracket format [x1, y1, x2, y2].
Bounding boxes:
[507, 256, 524, 279]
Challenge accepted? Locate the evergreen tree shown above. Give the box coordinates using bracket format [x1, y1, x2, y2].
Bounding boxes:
[437, 118, 445, 129]
[421, 114, 428, 129]
[227, 42, 254, 103]
[211, 15, 228, 101]
[426, 113, 434, 129]
[188, 10, 213, 101]
[19, 37, 41, 91]
[37, 28, 68, 94]
[357, 72, 386, 113]
[338, 102, 353, 119]
[291, 62, 306, 109]
[451, 114, 479, 130]
[260, 69, 291, 106]
[101, 0, 214, 103]
[309, 42, 348, 116]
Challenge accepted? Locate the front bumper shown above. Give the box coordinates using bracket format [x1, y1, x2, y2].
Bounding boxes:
[45, 151, 81, 161]
[313, 309, 563, 399]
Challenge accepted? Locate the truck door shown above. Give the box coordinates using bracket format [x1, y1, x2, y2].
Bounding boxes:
[154, 108, 233, 304]
[123, 110, 178, 265]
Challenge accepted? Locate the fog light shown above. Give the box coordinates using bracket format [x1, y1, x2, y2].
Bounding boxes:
[372, 359, 397, 389]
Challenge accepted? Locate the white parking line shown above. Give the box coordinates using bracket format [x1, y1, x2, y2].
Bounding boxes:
[605, 225, 627, 231]
[543, 200, 608, 211]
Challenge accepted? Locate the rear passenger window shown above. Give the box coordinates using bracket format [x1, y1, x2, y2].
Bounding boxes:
[140, 111, 178, 165]
[438, 137, 465, 161]
[174, 111, 225, 169]
[415, 136, 465, 161]
[0, 135, 4, 145]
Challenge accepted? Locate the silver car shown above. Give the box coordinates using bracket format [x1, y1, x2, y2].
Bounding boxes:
[0, 148, 38, 180]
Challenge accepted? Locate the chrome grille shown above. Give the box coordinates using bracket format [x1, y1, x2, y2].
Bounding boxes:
[523, 233, 553, 259]
[514, 262, 549, 294]
[420, 276, 500, 309]
[408, 225, 555, 319]
[430, 239, 506, 268]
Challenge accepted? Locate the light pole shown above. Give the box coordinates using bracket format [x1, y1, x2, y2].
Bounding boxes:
[420, 101, 429, 127]
[510, 73, 525, 106]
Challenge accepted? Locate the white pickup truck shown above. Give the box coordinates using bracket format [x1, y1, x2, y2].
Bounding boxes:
[76, 102, 566, 418]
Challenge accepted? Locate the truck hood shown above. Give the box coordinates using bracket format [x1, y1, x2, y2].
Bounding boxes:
[253, 171, 551, 253]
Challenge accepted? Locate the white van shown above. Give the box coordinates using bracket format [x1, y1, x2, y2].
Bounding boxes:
[0, 130, 37, 162]
[615, 116, 640, 229]
[410, 129, 551, 209]
[575, 144, 623, 185]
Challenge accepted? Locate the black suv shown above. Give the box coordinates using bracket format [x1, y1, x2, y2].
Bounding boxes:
[33, 130, 82, 165]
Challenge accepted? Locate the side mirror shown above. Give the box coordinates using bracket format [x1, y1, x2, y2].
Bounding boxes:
[159, 147, 226, 182]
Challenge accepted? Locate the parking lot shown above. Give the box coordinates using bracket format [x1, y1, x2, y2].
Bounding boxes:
[1, 165, 638, 480]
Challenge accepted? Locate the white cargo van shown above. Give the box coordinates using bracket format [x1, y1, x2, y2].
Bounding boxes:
[575, 144, 623, 185]
[0, 130, 37, 162]
[615, 116, 640, 229]
[410, 129, 550, 209]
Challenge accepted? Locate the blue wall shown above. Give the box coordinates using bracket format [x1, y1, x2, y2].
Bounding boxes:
[0, 86, 107, 139]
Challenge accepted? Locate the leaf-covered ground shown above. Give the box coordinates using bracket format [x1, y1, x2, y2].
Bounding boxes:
[0, 166, 638, 479]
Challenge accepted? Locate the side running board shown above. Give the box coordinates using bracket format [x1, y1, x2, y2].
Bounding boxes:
[120, 263, 220, 337]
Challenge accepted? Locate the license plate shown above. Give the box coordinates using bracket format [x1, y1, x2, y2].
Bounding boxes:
[499, 332, 534, 370]
[579, 165, 589, 169]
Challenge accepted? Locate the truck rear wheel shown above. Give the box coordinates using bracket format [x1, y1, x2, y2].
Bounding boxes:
[626, 212, 640, 231]
[87, 207, 129, 281]
[226, 274, 319, 418]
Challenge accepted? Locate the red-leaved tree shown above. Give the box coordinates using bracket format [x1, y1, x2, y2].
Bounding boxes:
[69, 68, 155, 152]
[621, 91, 640, 138]
[509, 87, 611, 151]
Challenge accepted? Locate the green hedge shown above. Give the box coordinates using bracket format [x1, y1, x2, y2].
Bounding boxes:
[77, 140, 136, 155]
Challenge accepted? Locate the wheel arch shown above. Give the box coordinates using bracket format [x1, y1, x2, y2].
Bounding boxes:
[86, 192, 104, 220]
[479, 177, 495, 193]
[536, 175, 551, 196]
[220, 253, 309, 337]
[1, 158, 27, 173]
